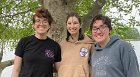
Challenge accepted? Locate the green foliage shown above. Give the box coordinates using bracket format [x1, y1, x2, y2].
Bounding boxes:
[82, 0, 140, 39]
[111, 22, 140, 39]
[75, 0, 93, 16]
[1, 0, 139, 75]
[84, 27, 91, 37]
[0, 0, 39, 40]
[112, 27, 140, 39]
[0, 0, 39, 50]
[101, 0, 110, 15]
[0, 0, 140, 44]
[105, 0, 140, 27]
[125, 28, 140, 39]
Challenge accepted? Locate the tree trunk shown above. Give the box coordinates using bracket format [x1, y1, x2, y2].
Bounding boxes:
[43, 0, 106, 42]
[42, 0, 106, 77]
[0, 41, 14, 76]
[43, 0, 78, 42]
[82, 0, 106, 32]
[0, 60, 14, 77]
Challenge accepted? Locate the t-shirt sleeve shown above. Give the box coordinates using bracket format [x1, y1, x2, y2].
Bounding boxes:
[54, 43, 61, 62]
[15, 38, 26, 58]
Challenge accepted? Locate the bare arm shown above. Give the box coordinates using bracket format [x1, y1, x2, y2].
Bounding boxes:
[54, 62, 60, 72]
[11, 56, 22, 77]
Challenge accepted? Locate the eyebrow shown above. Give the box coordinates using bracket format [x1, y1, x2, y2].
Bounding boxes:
[93, 24, 104, 28]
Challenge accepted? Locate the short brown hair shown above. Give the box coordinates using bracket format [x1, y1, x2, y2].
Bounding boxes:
[32, 8, 53, 25]
[90, 14, 112, 31]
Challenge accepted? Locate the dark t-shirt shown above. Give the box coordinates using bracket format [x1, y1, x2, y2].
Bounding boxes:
[15, 35, 61, 77]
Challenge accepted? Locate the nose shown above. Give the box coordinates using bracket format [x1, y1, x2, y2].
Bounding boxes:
[96, 28, 101, 33]
[40, 21, 43, 25]
[70, 23, 75, 27]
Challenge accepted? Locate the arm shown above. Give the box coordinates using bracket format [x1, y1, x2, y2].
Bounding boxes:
[54, 42, 61, 72]
[54, 62, 60, 72]
[11, 56, 22, 77]
[89, 44, 94, 77]
[121, 42, 140, 77]
[125, 49, 140, 77]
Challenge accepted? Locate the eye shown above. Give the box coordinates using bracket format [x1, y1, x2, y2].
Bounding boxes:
[43, 20, 48, 23]
[35, 19, 40, 22]
[100, 25, 107, 29]
[92, 26, 97, 29]
[92, 28, 97, 30]
[67, 22, 71, 25]
[74, 22, 78, 25]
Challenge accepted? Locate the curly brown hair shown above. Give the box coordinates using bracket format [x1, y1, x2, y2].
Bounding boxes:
[32, 8, 53, 25]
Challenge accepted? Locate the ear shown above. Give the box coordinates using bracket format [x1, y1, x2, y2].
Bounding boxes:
[109, 29, 112, 32]
[109, 29, 112, 35]
[47, 25, 51, 31]
[47, 27, 51, 33]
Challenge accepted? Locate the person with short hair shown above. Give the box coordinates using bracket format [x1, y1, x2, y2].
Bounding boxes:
[90, 14, 140, 77]
[11, 7, 61, 77]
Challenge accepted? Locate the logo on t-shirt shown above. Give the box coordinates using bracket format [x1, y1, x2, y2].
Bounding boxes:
[80, 47, 88, 57]
[45, 48, 54, 58]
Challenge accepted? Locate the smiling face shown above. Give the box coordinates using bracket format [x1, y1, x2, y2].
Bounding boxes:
[92, 20, 111, 45]
[33, 16, 50, 35]
[66, 16, 81, 36]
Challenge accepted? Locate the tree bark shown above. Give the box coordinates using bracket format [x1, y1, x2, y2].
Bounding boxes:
[44, 0, 78, 42]
[43, 0, 106, 42]
[0, 60, 14, 69]
[0, 60, 14, 75]
[82, 0, 106, 32]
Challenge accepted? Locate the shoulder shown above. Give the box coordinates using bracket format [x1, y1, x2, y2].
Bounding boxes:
[20, 35, 34, 41]
[84, 35, 94, 42]
[47, 37, 57, 43]
[18, 35, 33, 44]
[59, 40, 67, 46]
[119, 40, 132, 48]
[47, 37, 60, 46]
[118, 40, 134, 52]
[77, 35, 95, 44]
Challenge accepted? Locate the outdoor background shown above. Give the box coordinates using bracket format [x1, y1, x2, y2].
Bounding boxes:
[0, 0, 140, 77]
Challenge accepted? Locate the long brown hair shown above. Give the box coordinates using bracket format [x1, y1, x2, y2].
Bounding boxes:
[66, 12, 84, 41]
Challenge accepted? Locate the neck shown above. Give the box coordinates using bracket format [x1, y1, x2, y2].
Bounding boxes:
[35, 33, 47, 40]
[99, 37, 110, 48]
[70, 34, 79, 42]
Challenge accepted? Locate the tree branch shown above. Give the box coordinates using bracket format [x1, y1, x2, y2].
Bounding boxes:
[0, 59, 14, 70]
[0, 42, 4, 61]
[38, 0, 44, 8]
[0, 1, 22, 15]
[61, 0, 77, 5]
[0, 7, 38, 18]
[82, 0, 106, 32]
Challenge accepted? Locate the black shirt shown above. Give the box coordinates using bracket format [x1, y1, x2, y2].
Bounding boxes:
[15, 35, 61, 77]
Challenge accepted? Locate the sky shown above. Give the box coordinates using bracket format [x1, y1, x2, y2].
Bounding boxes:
[135, 26, 140, 33]
[107, 0, 140, 25]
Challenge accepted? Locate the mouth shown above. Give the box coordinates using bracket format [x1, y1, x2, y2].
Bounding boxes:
[37, 26, 46, 29]
[96, 34, 104, 38]
[69, 28, 77, 32]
